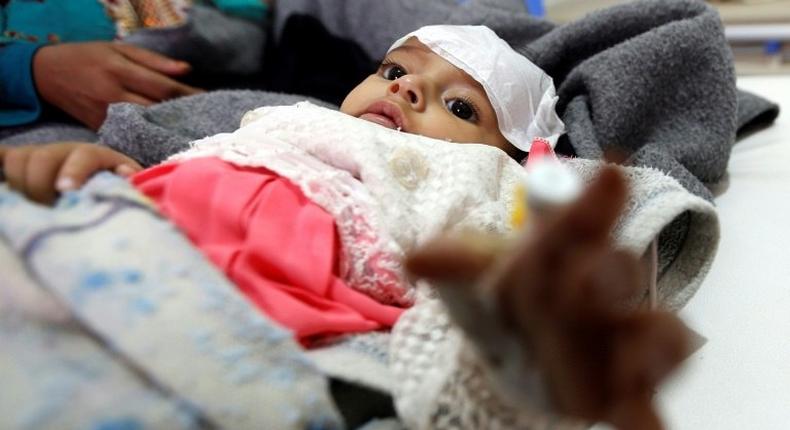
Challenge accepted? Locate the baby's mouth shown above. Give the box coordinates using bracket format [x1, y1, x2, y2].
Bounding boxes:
[360, 101, 406, 131]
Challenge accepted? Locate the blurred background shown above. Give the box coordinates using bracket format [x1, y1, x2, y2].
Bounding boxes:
[541, 0, 790, 75]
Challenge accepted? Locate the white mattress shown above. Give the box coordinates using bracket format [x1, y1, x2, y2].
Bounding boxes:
[657, 76, 790, 429]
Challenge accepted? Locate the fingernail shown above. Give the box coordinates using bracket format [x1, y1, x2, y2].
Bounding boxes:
[115, 165, 136, 177]
[56, 177, 76, 191]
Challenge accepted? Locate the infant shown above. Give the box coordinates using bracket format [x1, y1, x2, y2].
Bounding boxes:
[131, 24, 567, 342]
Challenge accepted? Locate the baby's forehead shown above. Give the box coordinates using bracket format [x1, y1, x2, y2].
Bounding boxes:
[389, 39, 486, 93]
[391, 38, 446, 63]
[393, 37, 430, 53]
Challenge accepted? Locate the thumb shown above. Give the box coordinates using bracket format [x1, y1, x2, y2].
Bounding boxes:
[608, 397, 664, 430]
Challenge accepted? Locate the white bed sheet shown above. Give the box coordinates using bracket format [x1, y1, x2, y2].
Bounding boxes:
[657, 76, 790, 429]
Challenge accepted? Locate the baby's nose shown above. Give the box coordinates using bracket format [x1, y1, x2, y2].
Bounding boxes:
[389, 77, 423, 108]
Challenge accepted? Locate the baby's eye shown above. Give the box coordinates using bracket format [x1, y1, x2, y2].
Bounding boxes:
[381, 63, 407, 80]
[446, 99, 478, 122]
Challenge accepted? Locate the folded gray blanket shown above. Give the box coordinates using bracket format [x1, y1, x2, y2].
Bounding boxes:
[92, 0, 780, 203]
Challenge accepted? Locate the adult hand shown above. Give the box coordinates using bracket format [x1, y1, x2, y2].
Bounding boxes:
[0, 142, 142, 205]
[33, 42, 203, 130]
[406, 166, 691, 430]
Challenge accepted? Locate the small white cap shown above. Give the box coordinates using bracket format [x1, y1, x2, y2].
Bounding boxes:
[388, 25, 565, 152]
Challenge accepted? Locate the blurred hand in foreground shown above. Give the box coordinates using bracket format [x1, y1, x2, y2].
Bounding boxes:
[406, 165, 691, 430]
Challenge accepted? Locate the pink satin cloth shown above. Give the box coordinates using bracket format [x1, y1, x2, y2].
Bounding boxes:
[131, 157, 404, 343]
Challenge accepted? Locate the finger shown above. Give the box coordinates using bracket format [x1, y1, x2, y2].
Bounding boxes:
[608, 395, 664, 430]
[540, 165, 629, 260]
[56, 146, 137, 190]
[113, 43, 191, 75]
[593, 250, 644, 306]
[120, 91, 156, 107]
[117, 62, 202, 101]
[114, 163, 142, 177]
[405, 233, 503, 282]
[25, 148, 65, 204]
[530, 322, 608, 416]
[3, 146, 33, 193]
[611, 312, 691, 396]
[556, 249, 644, 313]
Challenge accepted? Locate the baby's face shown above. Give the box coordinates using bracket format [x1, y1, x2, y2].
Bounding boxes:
[340, 39, 512, 154]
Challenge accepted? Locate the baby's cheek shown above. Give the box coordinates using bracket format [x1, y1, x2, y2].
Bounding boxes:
[339, 76, 379, 115]
[423, 119, 480, 143]
[449, 125, 489, 145]
[339, 96, 358, 116]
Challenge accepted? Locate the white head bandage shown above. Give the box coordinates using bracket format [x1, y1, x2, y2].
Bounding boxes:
[388, 25, 565, 152]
